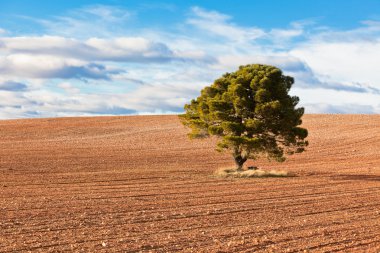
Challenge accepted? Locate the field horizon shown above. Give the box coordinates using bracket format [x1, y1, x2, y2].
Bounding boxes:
[1, 114, 380, 252]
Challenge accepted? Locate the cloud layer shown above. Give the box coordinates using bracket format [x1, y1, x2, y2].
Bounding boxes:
[0, 5, 380, 118]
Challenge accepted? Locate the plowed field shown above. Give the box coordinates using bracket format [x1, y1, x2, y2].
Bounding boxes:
[1, 115, 380, 252]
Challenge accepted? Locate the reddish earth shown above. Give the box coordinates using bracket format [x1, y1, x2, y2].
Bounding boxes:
[0, 114, 380, 252]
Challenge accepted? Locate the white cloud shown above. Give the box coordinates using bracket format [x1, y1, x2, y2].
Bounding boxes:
[0, 36, 180, 63]
[37, 5, 132, 38]
[270, 28, 303, 39]
[292, 87, 380, 113]
[268, 21, 311, 43]
[0, 88, 137, 119]
[291, 41, 380, 85]
[1, 5, 380, 118]
[0, 54, 120, 79]
[304, 103, 377, 114]
[289, 20, 380, 87]
[123, 81, 202, 112]
[187, 7, 266, 42]
[86, 37, 175, 61]
[58, 82, 80, 94]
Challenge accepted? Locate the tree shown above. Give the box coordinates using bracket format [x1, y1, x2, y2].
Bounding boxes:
[180, 64, 308, 171]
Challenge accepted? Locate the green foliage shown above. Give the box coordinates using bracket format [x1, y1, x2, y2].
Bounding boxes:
[179, 64, 308, 170]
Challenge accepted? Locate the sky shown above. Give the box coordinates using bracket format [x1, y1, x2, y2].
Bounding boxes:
[0, 0, 380, 118]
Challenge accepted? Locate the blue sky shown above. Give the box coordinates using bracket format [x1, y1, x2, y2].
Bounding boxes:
[0, 0, 380, 118]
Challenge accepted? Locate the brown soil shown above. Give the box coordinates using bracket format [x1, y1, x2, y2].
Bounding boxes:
[1, 114, 380, 252]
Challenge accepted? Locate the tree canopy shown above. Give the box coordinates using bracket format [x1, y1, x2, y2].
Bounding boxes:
[180, 64, 308, 170]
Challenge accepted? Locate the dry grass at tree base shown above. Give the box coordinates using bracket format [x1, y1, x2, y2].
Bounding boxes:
[214, 167, 295, 178]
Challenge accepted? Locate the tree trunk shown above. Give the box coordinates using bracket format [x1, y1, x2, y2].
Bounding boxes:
[233, 152, 247, 171]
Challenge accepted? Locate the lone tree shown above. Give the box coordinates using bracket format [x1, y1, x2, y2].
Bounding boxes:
[180, 64, 308, 171]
